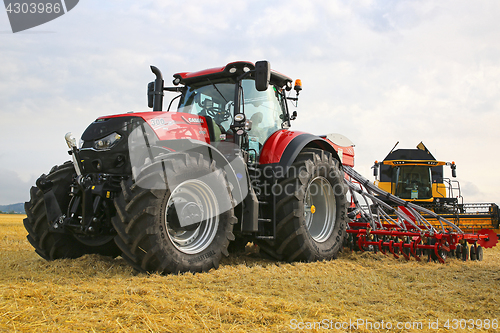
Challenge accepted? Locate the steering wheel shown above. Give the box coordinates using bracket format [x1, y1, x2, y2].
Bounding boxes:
[205, 106, 231, 123]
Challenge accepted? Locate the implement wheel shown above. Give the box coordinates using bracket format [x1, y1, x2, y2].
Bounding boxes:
[455, 244, 462, 259]
[476, 245, 484, 261]
[461, 243, 469, 261]
[470, 246, 477, 261]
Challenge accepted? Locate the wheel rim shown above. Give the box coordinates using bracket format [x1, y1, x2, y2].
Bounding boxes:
[304, 176, 336, 243]
[165, 179, 219, 254]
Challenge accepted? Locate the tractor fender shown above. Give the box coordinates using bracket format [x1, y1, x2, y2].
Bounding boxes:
[155, 139, 247, 206]
[259, 130, 341, 176]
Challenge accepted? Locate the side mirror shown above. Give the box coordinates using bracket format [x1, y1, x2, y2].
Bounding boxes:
[372, 161, 379, 177]
[451, 162, 457, 178]
[147, 82, 154, 108]
[254, 60, 270, 92]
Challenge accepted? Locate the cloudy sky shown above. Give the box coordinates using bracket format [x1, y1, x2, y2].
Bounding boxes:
[1, 0, 500, 206]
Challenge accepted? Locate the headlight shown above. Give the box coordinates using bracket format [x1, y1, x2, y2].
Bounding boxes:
[94, 132, 122, 150]
[234, 113, 245, 122]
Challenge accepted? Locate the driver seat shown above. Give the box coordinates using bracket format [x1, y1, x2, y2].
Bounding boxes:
[203, 116, 222, 144]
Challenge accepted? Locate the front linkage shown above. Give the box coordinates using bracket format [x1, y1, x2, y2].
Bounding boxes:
[38, 134, 121, 240]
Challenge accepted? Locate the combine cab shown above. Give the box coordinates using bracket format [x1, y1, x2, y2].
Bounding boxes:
[374, 142, 456, 205]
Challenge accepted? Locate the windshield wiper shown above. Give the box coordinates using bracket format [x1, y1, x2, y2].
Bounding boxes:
[207, 79, 228, 104]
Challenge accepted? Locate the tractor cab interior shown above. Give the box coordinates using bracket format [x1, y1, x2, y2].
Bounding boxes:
[176, 78, 289, 160]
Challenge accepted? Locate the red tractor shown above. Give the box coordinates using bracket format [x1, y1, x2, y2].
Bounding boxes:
[24, 61, 348, 274]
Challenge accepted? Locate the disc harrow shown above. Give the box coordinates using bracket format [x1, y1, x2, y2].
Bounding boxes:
[342, 166, 497, 262]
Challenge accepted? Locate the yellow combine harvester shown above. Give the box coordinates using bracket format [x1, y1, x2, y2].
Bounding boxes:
[372, 142, 499, 237]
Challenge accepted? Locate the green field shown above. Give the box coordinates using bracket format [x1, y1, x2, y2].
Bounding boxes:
[1, 213, 500, 332]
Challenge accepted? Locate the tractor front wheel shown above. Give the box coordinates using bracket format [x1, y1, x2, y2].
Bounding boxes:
[112, 152, 236, 274]
[23, 161, 120, 260]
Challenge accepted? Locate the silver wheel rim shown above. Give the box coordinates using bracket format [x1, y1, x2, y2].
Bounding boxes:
[165, 179, 219, 254]
[304, 176, 336, 243]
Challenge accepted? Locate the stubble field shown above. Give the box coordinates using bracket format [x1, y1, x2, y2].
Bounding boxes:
[1, 213, 500, 332]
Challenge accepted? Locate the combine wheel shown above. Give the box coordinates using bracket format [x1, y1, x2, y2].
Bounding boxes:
[112, 152, 236, 274]
[23, 162, 120, 260]
[262, 148, 347, 262]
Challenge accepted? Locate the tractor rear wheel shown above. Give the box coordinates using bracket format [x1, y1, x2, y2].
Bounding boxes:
[23, 162, 120, 260]
[263, 148, 348, 262]
[112, 152, 236, 274]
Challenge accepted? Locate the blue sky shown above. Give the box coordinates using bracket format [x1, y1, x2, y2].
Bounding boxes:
[1, 0, 500, 205]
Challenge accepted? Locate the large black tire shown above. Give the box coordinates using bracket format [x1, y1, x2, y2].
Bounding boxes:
[112, 152, 237, 274]
[23, 161, 120, 260]
[261, 148, 348, 262]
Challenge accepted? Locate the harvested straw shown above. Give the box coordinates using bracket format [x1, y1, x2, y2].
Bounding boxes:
[1, 214, 499, 332]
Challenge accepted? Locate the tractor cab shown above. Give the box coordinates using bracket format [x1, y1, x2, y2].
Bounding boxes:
[159, 61, 299, 162]
[177, 79, 287, 155]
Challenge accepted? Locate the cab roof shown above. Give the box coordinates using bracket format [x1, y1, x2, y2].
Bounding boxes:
[384, 148, 437, 161]
[173, 61, 293, 88]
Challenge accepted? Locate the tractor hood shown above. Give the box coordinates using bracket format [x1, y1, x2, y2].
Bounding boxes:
[82, 112, 211, 145]
[79, 112, 211, 175]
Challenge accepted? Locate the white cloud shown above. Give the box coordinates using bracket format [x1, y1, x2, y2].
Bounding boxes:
[1, 0, 500, 206]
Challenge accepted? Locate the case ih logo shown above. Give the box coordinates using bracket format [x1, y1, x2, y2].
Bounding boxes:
[188, 118, 204, 123]
[3, 0, 79, 33]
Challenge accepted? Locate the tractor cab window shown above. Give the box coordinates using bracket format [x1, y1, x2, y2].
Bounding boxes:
[177, 78, 288, 149]
[177, 82, 234, 134]
[393, 165, 432, 200]
[241, 79, 287, 146]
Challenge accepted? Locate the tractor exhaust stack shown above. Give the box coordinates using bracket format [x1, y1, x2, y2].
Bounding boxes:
[149, 65, 164, 111]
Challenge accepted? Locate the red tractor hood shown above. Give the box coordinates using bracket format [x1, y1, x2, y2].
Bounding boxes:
[98, 112, 211, 143]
